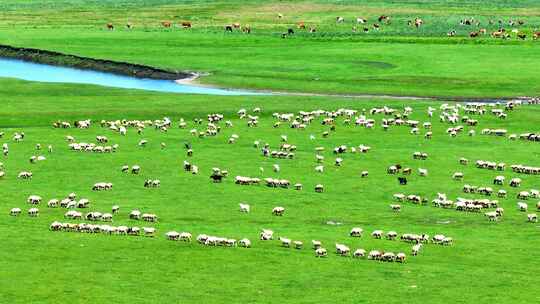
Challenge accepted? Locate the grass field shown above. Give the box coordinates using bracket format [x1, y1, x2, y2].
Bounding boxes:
[1, 0, 540, 97]
[1, 79, 539, 303]
[1, 1, 540, 303]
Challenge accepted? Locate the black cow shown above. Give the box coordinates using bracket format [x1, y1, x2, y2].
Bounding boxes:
[210, 173, 223, 183]
[398, 177, 407, 185]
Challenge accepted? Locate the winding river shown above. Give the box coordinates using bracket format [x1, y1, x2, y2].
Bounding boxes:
[0, 58, 263, 95]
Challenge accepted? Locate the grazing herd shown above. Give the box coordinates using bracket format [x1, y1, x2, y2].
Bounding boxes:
[103, 14, 540, 41]
[4, 97, 540, 265]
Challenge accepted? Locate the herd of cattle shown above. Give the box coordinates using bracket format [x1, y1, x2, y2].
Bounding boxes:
[3, 96, 540, 261]
[103, 13, 540, 40]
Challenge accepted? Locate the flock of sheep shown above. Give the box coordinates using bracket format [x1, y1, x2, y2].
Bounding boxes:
[3, 96, 540, 263]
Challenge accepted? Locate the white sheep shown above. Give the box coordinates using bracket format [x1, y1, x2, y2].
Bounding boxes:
[10, 207, 21, 216]
[27, 195, 42, 205]
[353, 249, 366, 258]
[166, 231, 180, 241]
[272, 206, 285, 216]
[239, 238, 251, 248]
[239, 203, 250, 213]
[315, 248, 327, 257]
[485, 211, 499, 221]
[335, 243, 350, 256]
[28, 208, 39, 217]
[143, 227, 156, 237]
[411, 243, 423, 256]
[390, 204, 401, 212]
[260, 229, 274, 240]
[371, 230, 383, 239]
[180, 232, 192, 242]
[350, 227, 363, 237]
[279, 237, 291, 248]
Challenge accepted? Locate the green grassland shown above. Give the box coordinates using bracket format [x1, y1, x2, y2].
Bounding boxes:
[1, 1, 540, 303]
[0, 0, 540, 97]
[0, 79, 539, 303]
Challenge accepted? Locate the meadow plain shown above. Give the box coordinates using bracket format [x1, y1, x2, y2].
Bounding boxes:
[0, 1, 539, 303]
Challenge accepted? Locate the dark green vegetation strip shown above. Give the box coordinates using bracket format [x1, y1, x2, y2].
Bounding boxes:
[0, 44, 194, 80]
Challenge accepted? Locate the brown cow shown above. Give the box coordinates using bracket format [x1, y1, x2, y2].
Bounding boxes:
[297, 21, 305, 29]
[378, 15, 390, 23]
[162, 21, 172, 28]
[181, 21, 192, 28]
[492, 29, 505, 38]
[469, 31, 479, 38]
[534, 32, 540, 40]
[106, 23, 114, 30]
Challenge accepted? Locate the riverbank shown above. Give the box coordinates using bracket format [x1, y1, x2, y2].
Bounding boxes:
[0, 44, 195, 80]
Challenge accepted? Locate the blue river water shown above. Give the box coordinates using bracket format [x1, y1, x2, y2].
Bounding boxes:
[0, 58, 263, 95]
